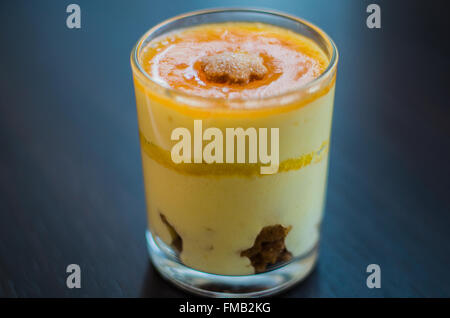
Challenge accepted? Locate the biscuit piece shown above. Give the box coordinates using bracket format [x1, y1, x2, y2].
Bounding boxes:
[160, 213, 183, 252]
[200, 52, 267, 84]
[241, 225, 292, 273]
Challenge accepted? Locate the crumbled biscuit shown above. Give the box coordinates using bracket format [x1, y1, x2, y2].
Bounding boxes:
[160, 213, 183, 252]
[200, 52, 267, 84]
[241, 225, 292, 273]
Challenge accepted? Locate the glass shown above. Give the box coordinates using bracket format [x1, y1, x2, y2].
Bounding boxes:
[130, 8, 338, 297]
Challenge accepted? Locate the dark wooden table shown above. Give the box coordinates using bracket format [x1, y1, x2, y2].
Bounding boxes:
[0, 0, 449, 297]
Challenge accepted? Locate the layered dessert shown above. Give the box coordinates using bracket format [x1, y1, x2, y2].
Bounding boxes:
[132, 22, 335, 275]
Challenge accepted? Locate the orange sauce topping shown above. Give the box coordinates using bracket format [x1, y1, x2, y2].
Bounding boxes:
[141, 22, 329, 99]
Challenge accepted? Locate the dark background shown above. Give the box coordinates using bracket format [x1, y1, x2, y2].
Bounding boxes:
[0, 0, 449, 297]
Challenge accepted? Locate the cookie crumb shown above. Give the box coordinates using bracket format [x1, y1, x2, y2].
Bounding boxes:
[160, 213, 183, 252]
[241, 225, 292, 273]
[200, 52, 267, 84]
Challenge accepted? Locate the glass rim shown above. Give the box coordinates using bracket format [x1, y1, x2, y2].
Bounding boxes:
[130, 7, 338, 108]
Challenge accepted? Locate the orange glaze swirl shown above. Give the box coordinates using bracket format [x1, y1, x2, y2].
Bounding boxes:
[141, 22, 329, 99]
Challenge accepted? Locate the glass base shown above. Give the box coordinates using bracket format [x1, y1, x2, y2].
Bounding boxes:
[145, 230, 318, 297]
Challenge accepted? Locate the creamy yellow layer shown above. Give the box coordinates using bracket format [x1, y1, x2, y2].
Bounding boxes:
[135, 86, 334, 274]
[143, 149, 329, 275]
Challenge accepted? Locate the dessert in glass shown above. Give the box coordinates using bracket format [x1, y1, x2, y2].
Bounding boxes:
[130, 8, 338, 297]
